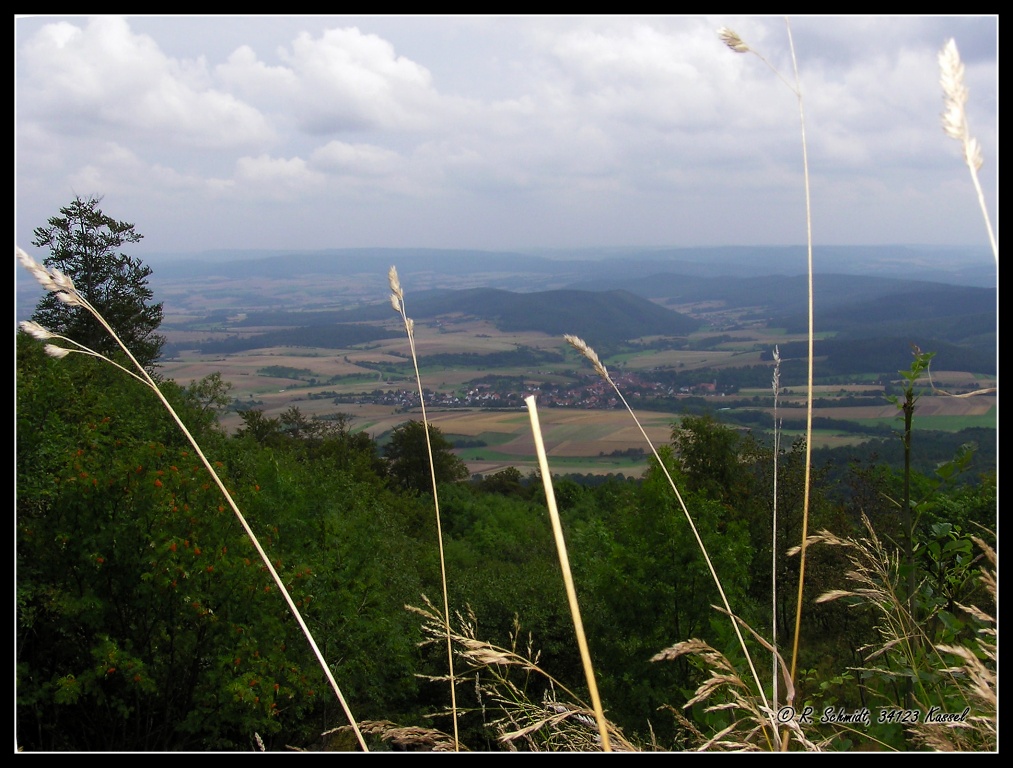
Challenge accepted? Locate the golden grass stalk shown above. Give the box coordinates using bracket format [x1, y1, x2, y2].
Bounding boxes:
[16, 245, 369, 752]
[770, 345, 782, 713]
[524, 394, 611, 751]
[563, 335, 775, 746]
[938, 39, 997, 263]
[388, 265, 459, 750]
[718, 23, 815, 748]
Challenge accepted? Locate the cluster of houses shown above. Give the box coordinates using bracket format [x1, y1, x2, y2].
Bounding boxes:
[334, 371, 724, 411]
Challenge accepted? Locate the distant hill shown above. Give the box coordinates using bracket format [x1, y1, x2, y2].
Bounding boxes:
[569, 273, 988, 315]
[773, 283, 997, 357]
[563, 272, 995, 355]
[139, 244, 996, 293]
[232, 287, 700, 348]
[772, 337, 996, 377]
[192, 323, 399, 355]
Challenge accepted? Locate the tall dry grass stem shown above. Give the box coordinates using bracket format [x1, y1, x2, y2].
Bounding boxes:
[563, 335, 775, 746]
[770, 345, 782, 713]
[388, 265, 459, 750]
[16, 245, 369, 752]
[938, 38, 997, 263]
[524, 395, 611, 751]
[718, 23, 815, 749]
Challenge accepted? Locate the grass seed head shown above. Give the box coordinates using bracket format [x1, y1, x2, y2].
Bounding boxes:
[718, 27, 750, 54]
[939, 38, 983, 170]
[564, 334, 609, 381]
[388, 265, 403, 300]
[16, 246, 83, 307]
[19, 320, 54, 341]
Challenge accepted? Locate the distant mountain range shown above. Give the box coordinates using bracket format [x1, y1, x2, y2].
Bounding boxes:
[564, 272, 995, 355]
[139, 244, 996, 289]
[17, 244, 995, 372]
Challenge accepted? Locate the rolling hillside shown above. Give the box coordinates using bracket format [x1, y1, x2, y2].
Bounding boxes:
[219, 287, 700, 350]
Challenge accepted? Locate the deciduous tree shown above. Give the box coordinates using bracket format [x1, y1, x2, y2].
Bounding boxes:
[384, 420, 469, 494]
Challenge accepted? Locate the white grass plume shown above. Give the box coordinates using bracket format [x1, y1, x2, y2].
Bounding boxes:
[938, 39, 997, 263]
[771, 345, 782, 714]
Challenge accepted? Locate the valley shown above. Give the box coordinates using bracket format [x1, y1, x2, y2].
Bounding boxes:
[150, 249, 997, 478]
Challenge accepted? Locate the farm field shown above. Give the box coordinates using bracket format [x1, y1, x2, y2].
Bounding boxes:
[200, 389, 994, 478]
[158, 287, 996, 478]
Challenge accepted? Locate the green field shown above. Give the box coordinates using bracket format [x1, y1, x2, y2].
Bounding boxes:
[851, 412, 996, 432]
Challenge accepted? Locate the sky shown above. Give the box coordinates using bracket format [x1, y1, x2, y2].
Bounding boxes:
[14, 15, 998, 260]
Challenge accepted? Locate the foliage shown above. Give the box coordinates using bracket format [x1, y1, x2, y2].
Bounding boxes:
[15, 335, 427, 750]
[671, 413, 748, 507]
[811, 519, 996, 751]
[383, 420, 469, 494]
[30, 195, 165, 370]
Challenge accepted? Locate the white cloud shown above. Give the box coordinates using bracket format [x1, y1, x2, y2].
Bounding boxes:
[217, 26, 441, 135]
[14, 15, 997, 252]
[310, 141, 402, 176]
[18, 16, 273, 149]
[233, 154, 325, 198]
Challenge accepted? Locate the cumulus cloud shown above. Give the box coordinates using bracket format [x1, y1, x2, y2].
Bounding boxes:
[310, 140, 403, 176]
[18, 16, 273, 149]
[233, 154, 325, 198]
[217, 26, 441, 135]
[14, 15, 997, 251]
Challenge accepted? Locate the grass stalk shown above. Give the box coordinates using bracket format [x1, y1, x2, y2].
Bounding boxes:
[771, 345, 782, 713]
[408, 597, 637, 751]
[718, 22, 815, 748]
[16, 246, 369, 752]
[563, 335, 775, 746]
[388, 265, 459, 750]
[784, 20, 816, 725]
[524, 395, 611, 751]
[938, 39, 998, 264]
